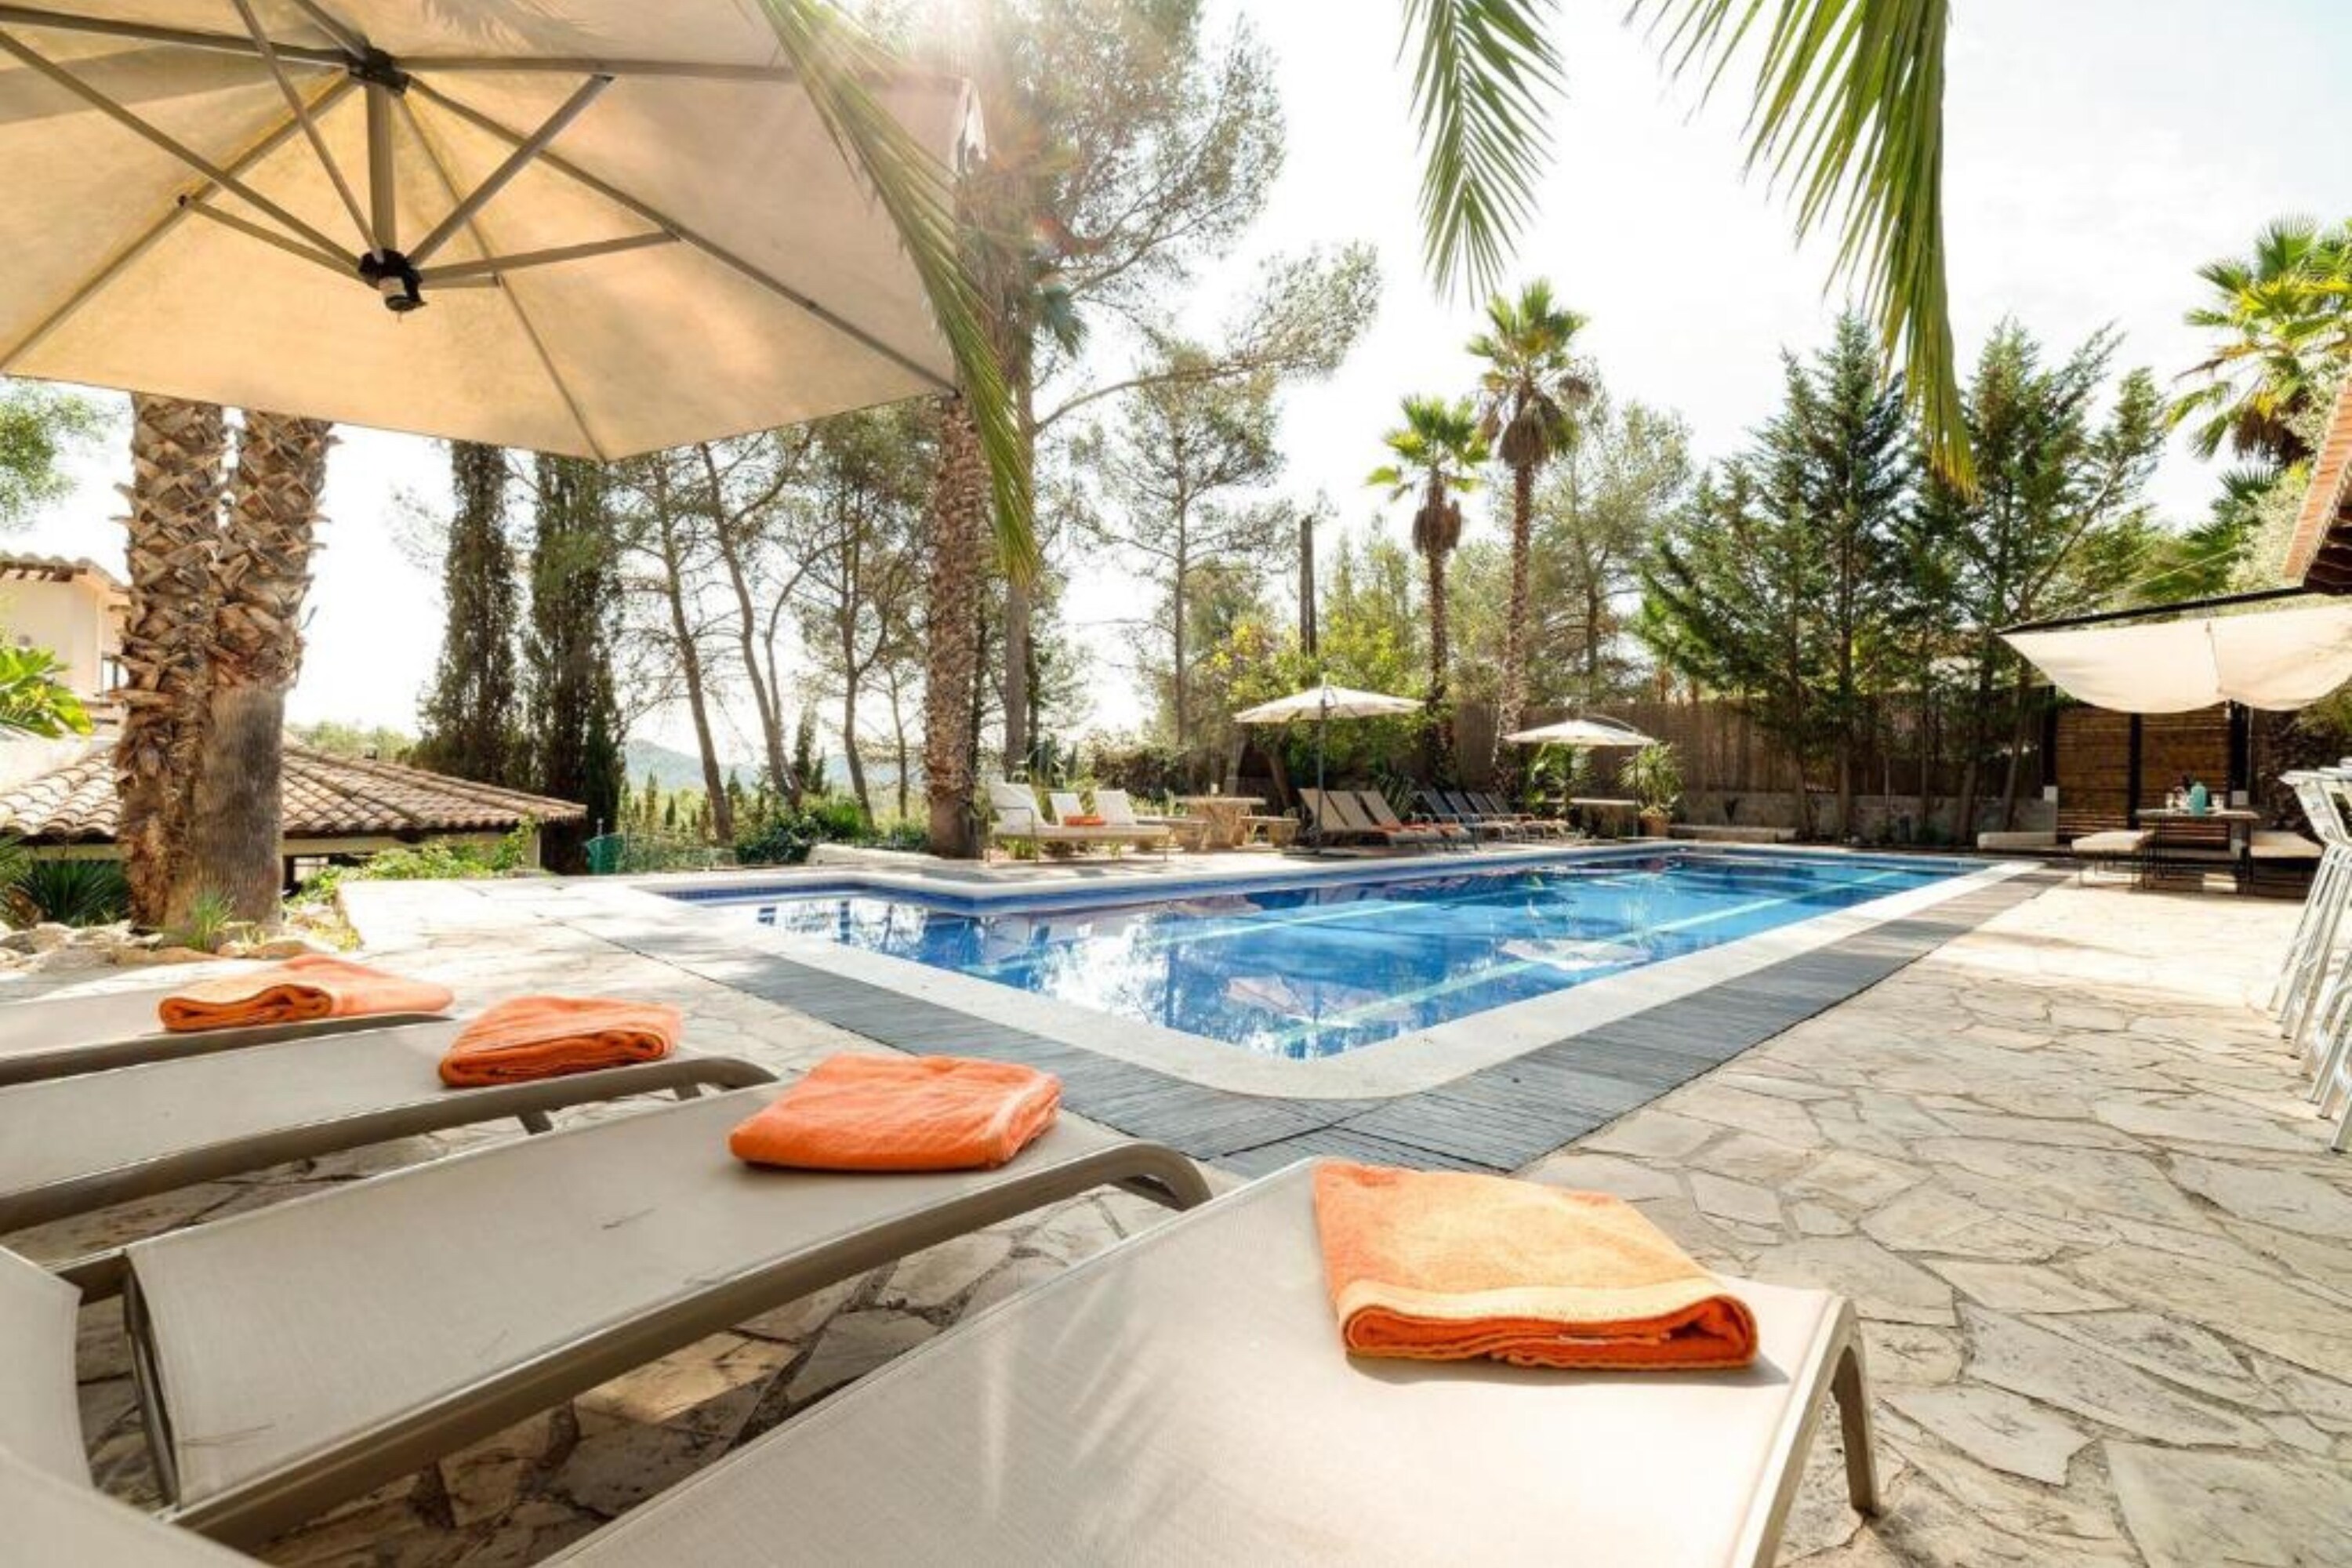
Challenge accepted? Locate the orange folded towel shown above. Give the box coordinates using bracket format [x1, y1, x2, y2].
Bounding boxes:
[1062, 814, 1106, 826]
[437, 996, 681, 1087]
[158, 954, 456, 1033]
[729, 1054, 1060, 1172]
[1312, 1161, 1758, 1370]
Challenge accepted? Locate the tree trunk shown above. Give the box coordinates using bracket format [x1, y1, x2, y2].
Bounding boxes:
[1425, 542, 1453, 779]
[116, 395, 228, 931]
[842, 674, 870, 819]
[1003, 576, 1032, 772]
[652, 485, 731, 843]
[1955, 637, 1997, 842]
[703, 448, 793, 803]
[1497, 459, 1535, 778]
[1298, 510, 1318, 656]
[923, 399, 986, 857]
[888, 678, 911, 821]
[181, 411, 331, 926]
[1171, 543, 1190, 753]
[1998, 666, 2036, 830]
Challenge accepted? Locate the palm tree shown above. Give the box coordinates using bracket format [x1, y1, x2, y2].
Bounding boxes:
[182, 412, 332, 925]
[1370, 396, 1489, 770]
[2169, 216, 2352, 469]
[114, 394, 227, 930]
[1403, 0, 1968, 481]
[1468, 280, 1593, 764]
[923, 397, 990, 857]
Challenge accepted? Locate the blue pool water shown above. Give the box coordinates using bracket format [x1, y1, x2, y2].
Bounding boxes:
[688, 851, 1973, 1060]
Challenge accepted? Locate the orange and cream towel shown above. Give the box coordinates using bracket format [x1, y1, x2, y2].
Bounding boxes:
[158, 954, 455, 1033]
[436, 996, 681, 1087]
[1313, 1160, 1758, 1370]
[729, 1054, 1061, 1171]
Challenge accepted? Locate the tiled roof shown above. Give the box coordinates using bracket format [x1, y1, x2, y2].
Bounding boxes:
[0, 745, 586, 844]
[2286, 381, 2352, 592]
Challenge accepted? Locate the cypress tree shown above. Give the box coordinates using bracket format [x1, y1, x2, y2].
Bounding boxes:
[524, 455, 626, 871]
[414, 442, 522, 786]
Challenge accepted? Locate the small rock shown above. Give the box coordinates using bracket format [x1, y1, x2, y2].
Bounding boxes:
[244, 936, 321, 960]
[31, 946, 105, 974]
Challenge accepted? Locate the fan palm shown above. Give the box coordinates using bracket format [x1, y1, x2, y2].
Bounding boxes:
[2169, 216, 2352, 469]
[1403, 0, 1967, 482]
[1468, 280, 1593, 760]
[1369, 396, 1490, 740]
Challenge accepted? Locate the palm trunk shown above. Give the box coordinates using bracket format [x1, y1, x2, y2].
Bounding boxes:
[1425, 542, 1453, 779]
[117, 395, 227, 930]
[923, 398, 986, 857]
[1497, 459, 1535, 776]
[183, 411, 331, 926]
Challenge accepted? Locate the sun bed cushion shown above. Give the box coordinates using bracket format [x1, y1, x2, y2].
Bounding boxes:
[559, 1163, 1851, 1567]
[2069, 829, 2148, 855]
[2251, 829, 2322, 861]
[126, 1088, 1200, 1541]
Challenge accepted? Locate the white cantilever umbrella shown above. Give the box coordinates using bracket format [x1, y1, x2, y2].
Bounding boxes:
[0, 2, 975, 457]
[1234, 683, 1423, 852]
[1504, 715, 1656, 747]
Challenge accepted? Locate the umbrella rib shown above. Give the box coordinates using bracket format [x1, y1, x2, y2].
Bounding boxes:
[227, 0, 374, 252]
[408, 74, 612, 267]
[406, 76, 953, 394]
[178, 198, 353, 278]
[393, 91, 608, 460]
[0, 27, 351, 263]
[420, 231, 677, 282]
[283, 0, 368, 58]
[0, 4, 343, 66]
[0, 73, 356, 372]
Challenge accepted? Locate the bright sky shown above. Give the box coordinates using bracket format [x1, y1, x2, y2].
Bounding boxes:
[11, 0, 2350, 755]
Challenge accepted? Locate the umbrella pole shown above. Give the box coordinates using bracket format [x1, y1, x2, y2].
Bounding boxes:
[1312, 709, 1327, 855]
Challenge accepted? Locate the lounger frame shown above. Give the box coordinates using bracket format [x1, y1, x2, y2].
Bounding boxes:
[116, 1094, 1211, 1547]
[0, 987, 449, 1088]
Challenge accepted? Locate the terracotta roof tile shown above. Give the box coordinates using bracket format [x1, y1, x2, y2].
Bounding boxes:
[2286, 381, 2352, 590]
[0, 745, 586, 844]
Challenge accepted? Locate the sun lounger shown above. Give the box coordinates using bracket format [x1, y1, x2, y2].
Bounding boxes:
[1297, 789, 1386, 848]
[2, 1159, 1866, 1565]
[986, 781, 1166, 855]
[1352, 789, 1459, 847]
[1473, 790, 1576, 839]
[1047, 791, 1170, 852]
[561, 1163, 1878, 1566]
[106, 1086, 1207, 1544]
[1439, 789, 1519, 839]
[1417, 788, 1507, 840]
[0, 1021, 774, 1237]
[0, 981, 452, 1088]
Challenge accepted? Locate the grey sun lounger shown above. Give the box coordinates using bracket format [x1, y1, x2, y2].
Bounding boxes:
[0, 981, 452, 1088]
[103, 1086, 1208, 1545]
[0, 1021, 775, 1238]
[1353, 789, 1465, 847]
[2, 1160, 1867, 1566]
[567, 1161, 1879, 1566]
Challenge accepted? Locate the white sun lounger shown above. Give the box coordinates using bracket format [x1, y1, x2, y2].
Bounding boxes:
[0, 982, 452, 1087]
[2, 1161, 1867, 1566]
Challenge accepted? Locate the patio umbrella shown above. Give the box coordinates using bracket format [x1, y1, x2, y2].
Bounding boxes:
[0, 2, 975, 457]
[1233, 683, 1422, 853]
[1502, 716, 1656, 747]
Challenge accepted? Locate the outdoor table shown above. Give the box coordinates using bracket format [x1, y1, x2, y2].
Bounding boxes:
[2138, 807, 2261, 889]
[2140, 807, 2261, 853]
[1178, 795, 1265, 850]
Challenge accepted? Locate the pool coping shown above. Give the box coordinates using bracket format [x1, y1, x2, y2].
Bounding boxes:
[572, 845, 2038, 1100]
[536, 852, 2061, 1173]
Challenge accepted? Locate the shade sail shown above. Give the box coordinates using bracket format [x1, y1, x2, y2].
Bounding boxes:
[1504, 717, 1655, 747]
[0, 2, 974, 458]
[1232, 685, 1422, 724]
[2003, 601, 2352, 713]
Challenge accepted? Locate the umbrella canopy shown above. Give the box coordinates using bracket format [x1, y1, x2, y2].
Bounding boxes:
[2003, 601, 2352, 714]
[0, 2, 974, 458]
[1232, 684, 1422, 724]
[1504, 716, 1656, 747]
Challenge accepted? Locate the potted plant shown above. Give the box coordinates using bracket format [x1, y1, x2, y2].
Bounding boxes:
[1623, 742, 1682, 838]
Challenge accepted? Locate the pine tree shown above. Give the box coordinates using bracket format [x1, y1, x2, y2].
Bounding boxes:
[414, 443, 522, 786]
[524, 455, 626, 870]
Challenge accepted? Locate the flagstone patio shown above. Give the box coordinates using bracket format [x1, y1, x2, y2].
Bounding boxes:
[11, 870, 2351, 1566]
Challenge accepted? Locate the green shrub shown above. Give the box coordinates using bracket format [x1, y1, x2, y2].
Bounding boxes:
[166, 887, 244, 954]
[297, 822, 538, 900]
[10, 858, 130, 927]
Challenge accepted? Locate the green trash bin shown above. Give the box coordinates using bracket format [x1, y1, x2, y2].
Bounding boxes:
[584, 832, 626, 875]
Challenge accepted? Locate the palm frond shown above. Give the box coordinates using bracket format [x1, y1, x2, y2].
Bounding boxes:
[755, 0, 1037, 579]
[1400, 0, 1564, 299]
[1636, 0, 1968, 486]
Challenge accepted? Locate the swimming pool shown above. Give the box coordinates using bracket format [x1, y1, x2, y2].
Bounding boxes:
[688, 849, 1976, 1060]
